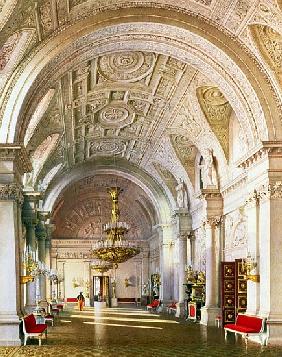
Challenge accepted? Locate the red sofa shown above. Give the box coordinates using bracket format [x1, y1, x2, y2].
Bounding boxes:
[23, 314, 47, 346]
[224, 314, 266, 345]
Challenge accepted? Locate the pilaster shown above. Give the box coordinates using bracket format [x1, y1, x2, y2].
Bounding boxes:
[0, 145, 31, 345]
[200, 189, 222, 326]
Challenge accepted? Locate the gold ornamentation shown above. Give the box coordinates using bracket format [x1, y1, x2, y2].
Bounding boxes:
[20, 275, 34, 284]
[90, 187, 140, 264]
[242, 253, 260, 283]
[250, 25, 282, 77]
[197, 86, 232, 160]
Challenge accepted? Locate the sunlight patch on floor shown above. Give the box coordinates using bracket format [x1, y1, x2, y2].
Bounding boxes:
[83, 321, 163, 329]
[70, 314, 178, 324]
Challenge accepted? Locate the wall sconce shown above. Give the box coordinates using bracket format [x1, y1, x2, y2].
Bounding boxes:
[125, 278, 130, 287]
[242, 253, 260, 283]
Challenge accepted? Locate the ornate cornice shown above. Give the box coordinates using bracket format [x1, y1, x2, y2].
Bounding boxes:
[0, 182, 24, 203]
[221, 173, 248, 197]
[0, 144, 32, 175]
[237, 141, 282, 169]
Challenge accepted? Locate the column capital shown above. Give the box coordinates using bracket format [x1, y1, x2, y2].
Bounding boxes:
[0, 144, 32, 177]
[245, 190, 259, 208]
[204, 216, 222, 228]
[0, 182, 24, 204]
[177, 232, 190, 241]
[256, 181, 282, 202]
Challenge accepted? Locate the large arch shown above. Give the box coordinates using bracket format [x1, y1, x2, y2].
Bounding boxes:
[0, 7, 280, 145]
[43, 158, 173, 226]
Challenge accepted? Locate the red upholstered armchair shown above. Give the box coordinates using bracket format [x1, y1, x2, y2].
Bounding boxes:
[147, 299, 160, 312]
[22, 314, 48, 346]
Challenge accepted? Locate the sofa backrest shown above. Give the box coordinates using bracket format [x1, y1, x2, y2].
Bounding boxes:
[23, 314, 36, 333]
[236, 314, 264, 332]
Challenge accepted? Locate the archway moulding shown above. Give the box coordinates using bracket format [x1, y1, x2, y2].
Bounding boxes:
[0, 8, 279, 146]
[43, 158, 173, 226]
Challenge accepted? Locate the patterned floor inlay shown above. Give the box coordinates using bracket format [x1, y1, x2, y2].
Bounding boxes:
[2, 307, 282, 356]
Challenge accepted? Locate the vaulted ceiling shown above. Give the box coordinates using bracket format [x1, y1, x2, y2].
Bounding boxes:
[1, 0, 282, 230]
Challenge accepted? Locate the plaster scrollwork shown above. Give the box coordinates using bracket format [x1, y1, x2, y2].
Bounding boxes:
[98, 51, 156, 82]
[0, 32, 20, 72]
[88, 139, 127, 157]
[0, 183, 24, 204]
[99, 103, 135, 129]
[250, 25, 282, 77]
[197, 86, 232, 160]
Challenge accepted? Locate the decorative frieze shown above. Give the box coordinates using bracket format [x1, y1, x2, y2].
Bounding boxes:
[237, 141, 282, 169]
[0, 182, 23, 203]
[0, 144, 32, 175]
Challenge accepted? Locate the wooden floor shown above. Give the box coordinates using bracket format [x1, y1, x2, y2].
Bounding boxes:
[2, 306, 282, 356]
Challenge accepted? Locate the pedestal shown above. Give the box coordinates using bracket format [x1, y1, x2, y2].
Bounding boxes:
[111, 298, 118, 307]
[200, 306, 220, 326]
[94, 301, 107, 309]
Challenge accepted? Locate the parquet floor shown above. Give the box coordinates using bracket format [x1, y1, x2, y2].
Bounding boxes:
[1, 306, 282, 356]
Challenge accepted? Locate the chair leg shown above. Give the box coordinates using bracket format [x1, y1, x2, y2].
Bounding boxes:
[224, 330, 227, 340]
[24, 335, 27, 346]
[39, 337, 41, 346]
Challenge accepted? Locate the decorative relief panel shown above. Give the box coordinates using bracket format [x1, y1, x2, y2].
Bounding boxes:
[0, 32, 20, 71]
[197, 86, 232, 160]
[98, 52, 156, 83]
[170, 134, 197, 186]
[52, 174, 153, 240]
[224, 208, 247, 250]
[250, 25, 282, 77]
[153, 162, 178, 199]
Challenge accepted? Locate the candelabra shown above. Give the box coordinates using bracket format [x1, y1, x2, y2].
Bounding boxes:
[90, 187, 141, 264]
[242, 252, 260, 282]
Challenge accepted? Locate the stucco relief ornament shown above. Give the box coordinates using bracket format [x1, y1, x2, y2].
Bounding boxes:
[0, 183, 23, 203]
[98, 51, 155, 82]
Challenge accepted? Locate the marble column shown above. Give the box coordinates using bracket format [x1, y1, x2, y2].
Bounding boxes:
[159, 224, 174, 303]
[45, 223, 55, 302]
[258, 182, 282, 345]
[0, 144, 31, 345]
[245, 192, 260, 315]
[22, 192, 41, 312]
[35, 216, 47, 304]
[201, 217, 221, 326]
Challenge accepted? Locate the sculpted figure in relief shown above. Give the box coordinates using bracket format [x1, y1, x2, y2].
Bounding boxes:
[176, 179, 188, 208]
[200, 149, 218, 188]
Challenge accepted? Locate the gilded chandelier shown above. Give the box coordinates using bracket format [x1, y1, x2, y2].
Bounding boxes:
[90, 187, 141, 264]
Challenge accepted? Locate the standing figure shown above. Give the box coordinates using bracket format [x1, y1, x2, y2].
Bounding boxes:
[200, 149, 218, 188]
[77, 292, 85, 311]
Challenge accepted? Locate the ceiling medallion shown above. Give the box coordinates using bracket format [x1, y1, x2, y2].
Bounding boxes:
[98, 51, 155, 82]
[90, 187, 141, 264]
[99, 102, 135, 129]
